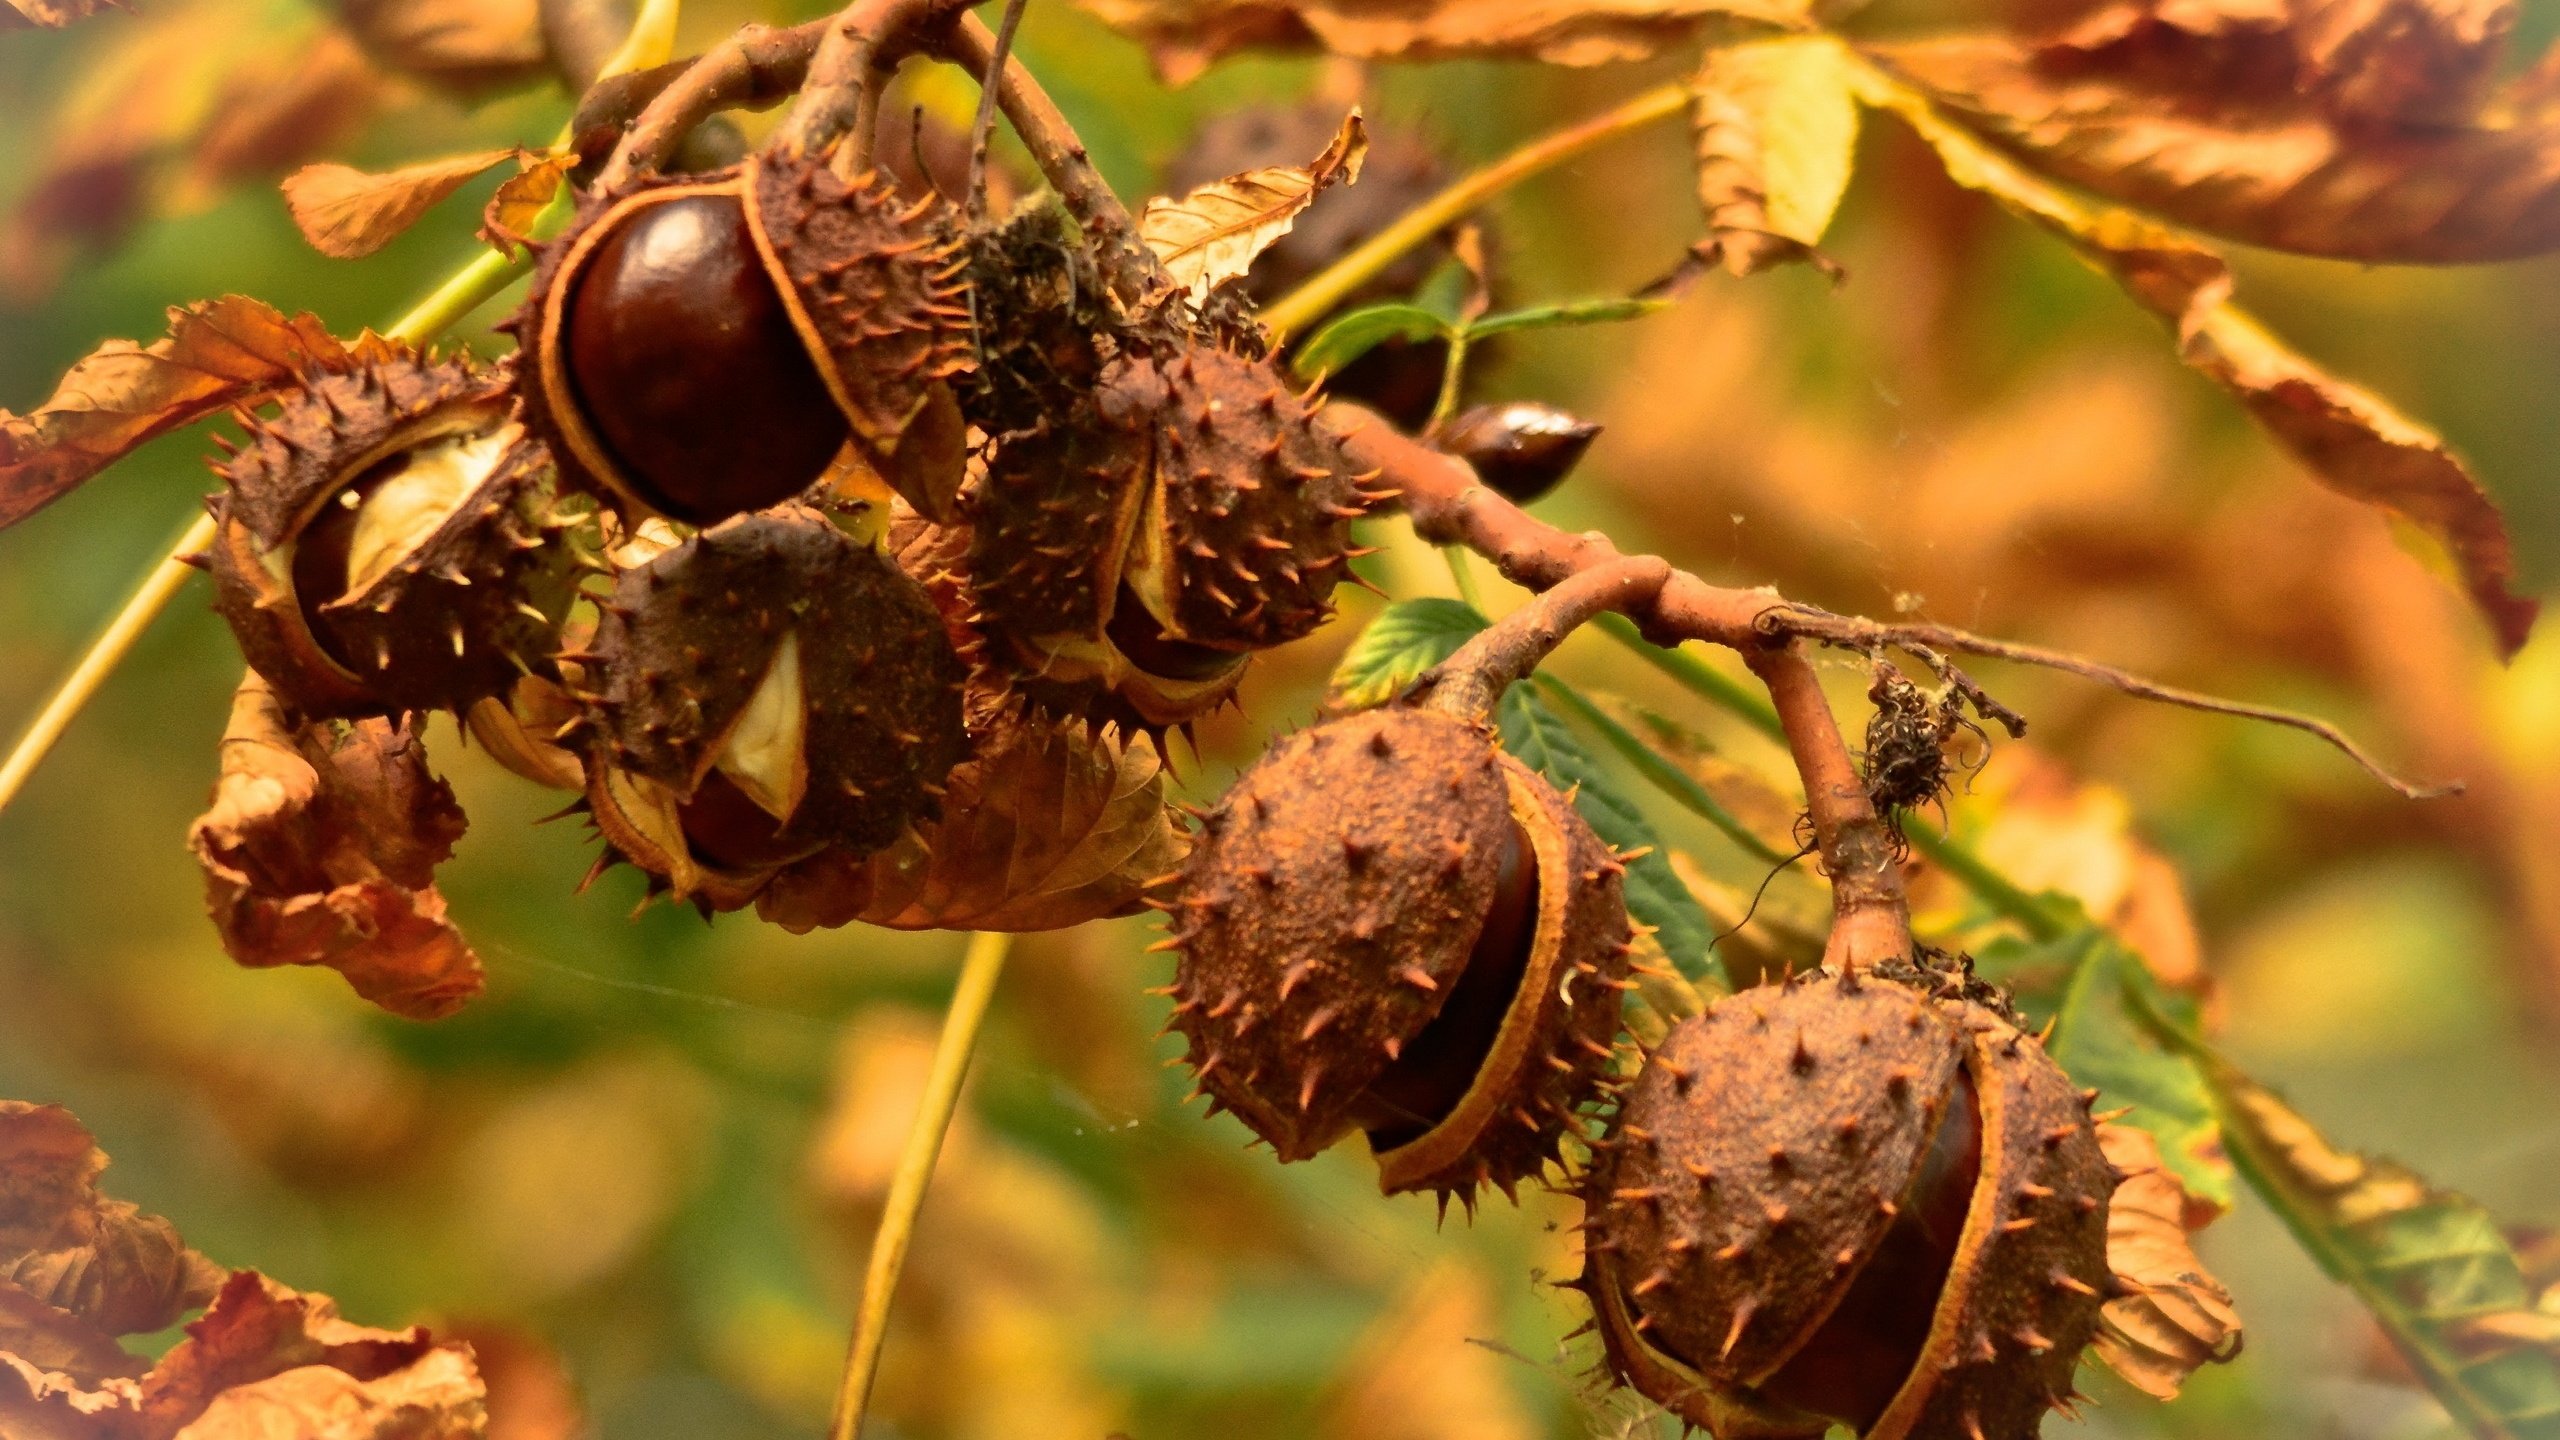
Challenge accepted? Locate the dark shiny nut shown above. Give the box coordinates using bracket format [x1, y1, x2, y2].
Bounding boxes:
[1437, 401, 1601, 504]
[1163, 707, 1634, 1207]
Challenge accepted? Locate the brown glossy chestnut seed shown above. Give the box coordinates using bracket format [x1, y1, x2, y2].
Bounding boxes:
[1580, 970, 2117, 1440]
[562, 189, 848, 523]
[207, 354, 582, 720]
[514, 155, 972, 527]
[1164, 706, 1635, 1206]
[568, 505, 970, 871]
[1437, 401, 1601, 505]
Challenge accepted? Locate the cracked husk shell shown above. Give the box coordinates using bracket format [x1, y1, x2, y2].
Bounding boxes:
[1165, 707, 1634, 1204]
[512, 154, 971, 526]
[1581, 970, 2115, 1439]
[206, 354, 579, 720]
[572, 505, 969, 866]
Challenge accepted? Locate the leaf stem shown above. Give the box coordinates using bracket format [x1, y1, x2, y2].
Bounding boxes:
[1259, 83, 1690, 341]
[828, 929, 1013, 1440]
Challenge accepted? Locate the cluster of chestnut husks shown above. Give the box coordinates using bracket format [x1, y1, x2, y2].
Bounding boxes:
[515, 153, 973, 529]
[1162, 707, 1635, 1203]
[1579, 970, 2118, 1440]
[206, 353, 581, 721]
[566, 506, 969, 907]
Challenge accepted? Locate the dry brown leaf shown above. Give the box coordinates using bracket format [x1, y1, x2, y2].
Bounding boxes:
[135, 1271, 482, 1440]
[3, 0, 123, 26]
[1852, 59, 2540, 656]
[759, 716, 1187, 933]
[2095, 1122, 2243, 1398]
[1142, 110, 1368, 298]
[0, 1353, 141, 1440]
[189, 675, 484, 1020]
[329, 0, 546, 94]
[1692, 35, 1860, 276]
[1869, 0, 2560, 264]
[0, 296, 348, 532]
[284, 149, 517, 260]
[1076, 0, 1807, 81]
[0, 1103, 225, 1377]
[476, 152, 572, 255]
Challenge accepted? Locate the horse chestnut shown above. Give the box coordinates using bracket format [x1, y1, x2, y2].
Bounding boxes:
[1579, 969, 2120, 1440]
[1162, 706, 1635, 1205]
[515, 154, 972, 528]
[1437, 401, 1601, 505]
[565, 505, 970, 899]
[205, 353, 580, 720]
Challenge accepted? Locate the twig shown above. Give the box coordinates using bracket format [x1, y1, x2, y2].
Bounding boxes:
[1768, 606, 2460, 801]
[1258, 83, 1690, 341]
[1748, 644, 1913, 969]
[773, 0, 984, 161]
[935, 12, 1166, 305]
[1414, 557, 1669, 722]
[0, 512, 215, 818]
[573, 18, 831, 171]
[829, 930, 1012, 1440]
[963, 0, 1028, 223]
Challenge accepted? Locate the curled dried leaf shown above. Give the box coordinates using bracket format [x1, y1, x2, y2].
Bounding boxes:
[1691, 35, 1860, 276]
[0, 1103, 224, 1380]
[0, 297, 348, 532]
[1142, 110, 1368, 298]
[2096, 1122, 2243, 1399]
[1869, 0, 2560, 263]
[758, 715, 1186, 933]
[1077, 0, 1808, 80]
[476, 152, 571, 255]
[188, 674, 483, 1020]
[283, 149, 518, 260]
[1851, 59, 2540, 656]
[137, 1272, 483, 1439]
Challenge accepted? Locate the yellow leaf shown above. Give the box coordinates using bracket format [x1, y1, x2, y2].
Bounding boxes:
[1692, 35, 1860, 275]
[2094, 1123, 2244, 1399]
[1141, 110, 1368, 299]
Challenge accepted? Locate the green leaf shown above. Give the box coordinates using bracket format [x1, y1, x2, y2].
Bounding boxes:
[1498, 684, 1720, 987]
[1532, 676, 1793, 865]
[1289, 303, 1450, 381]
[1467, 295, 1673, 339]
[1995, 920, 2232, 1210]
[1324, 597, 1487, 711]
[2129, 1003, 2560, 1440]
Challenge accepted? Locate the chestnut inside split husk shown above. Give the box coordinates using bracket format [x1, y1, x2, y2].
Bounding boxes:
[207, 353, 581, 720]
[1579, 968, 2119, 1440]
[566, 505, 970, 907]
[513, 151, 972, 529]
[1164, 706, 1635, 1205]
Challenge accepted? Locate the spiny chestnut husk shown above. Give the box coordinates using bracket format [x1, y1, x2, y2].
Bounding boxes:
[569, 505, 970, 884]
[966, 346, 1376, 712]
[1578, 969, 2118, 1440]
[513, 152, 973, 527]
[206, 354, 580, 720]
[1164, 707, 1635, 1204]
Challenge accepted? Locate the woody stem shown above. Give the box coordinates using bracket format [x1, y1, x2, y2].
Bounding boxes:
[1417, 558, 1671, 723]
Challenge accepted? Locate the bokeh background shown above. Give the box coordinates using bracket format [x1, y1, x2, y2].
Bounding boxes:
[2, 0, 2557, 1436]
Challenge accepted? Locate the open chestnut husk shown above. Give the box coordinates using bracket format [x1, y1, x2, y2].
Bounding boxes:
[1162, 706, 1635, 1205]
[205, 353, 581, 720]
[1578, 969, 2121, 1440]
[963, 344, 1376, 727]
[512, 152, 972, 528]
[564, 505, 970, 895]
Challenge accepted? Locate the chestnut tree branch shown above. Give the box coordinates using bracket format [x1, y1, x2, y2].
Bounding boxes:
[586, 19, 831, 183]
[774, 0, 988, 161]
[1748, 643, 1914, 970]
[1416, 557, 1672, 723]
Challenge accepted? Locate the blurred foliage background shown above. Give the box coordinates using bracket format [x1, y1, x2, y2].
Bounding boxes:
[3, 0, 2558, 1435]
